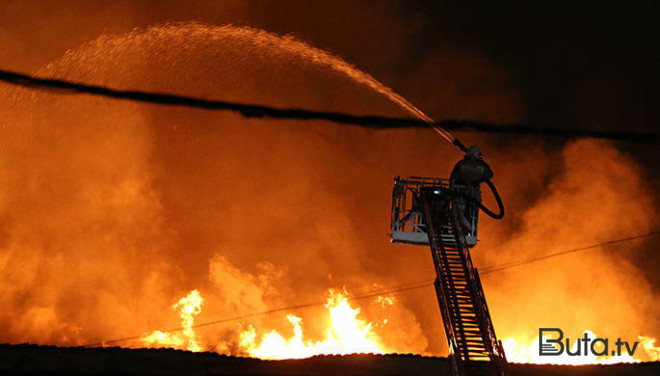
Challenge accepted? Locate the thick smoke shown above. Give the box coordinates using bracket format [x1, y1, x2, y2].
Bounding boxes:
[0, 23, 435, 353]
[481, 140, 659, 353]
[0, 23, 657, 358]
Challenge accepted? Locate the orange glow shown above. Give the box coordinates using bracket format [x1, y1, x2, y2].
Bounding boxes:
[376, 295, 397, 308]
[0, 22, 657, 366]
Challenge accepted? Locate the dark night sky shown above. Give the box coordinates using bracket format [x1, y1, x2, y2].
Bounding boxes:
[411, 3, 657, 127]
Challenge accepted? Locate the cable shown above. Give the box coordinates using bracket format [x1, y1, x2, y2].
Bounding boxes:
[87, 280, 433, 347]
[1, 69, 658, 143]
[86, 230, 659, 347]
[479, 230, 660, 275]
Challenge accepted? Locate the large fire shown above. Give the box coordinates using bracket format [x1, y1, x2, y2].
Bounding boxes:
[141, 290, 204, 352]
[137, 288, 659, 364]
[0, 22, 658, 368]
[140, 289, 389, 359]
[240, 289, 388, 359]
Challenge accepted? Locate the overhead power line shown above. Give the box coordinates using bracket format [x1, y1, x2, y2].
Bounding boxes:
[88, 280, 432, 347]
[1, 68, 658, 143]
[86, 230, 659, 347]
[479, 230, 660, 275]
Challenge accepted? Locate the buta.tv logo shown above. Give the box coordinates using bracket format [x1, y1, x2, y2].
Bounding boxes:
[539, 328, 640, 357]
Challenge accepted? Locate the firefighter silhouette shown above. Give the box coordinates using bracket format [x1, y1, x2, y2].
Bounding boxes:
[450, 145, 493, 232]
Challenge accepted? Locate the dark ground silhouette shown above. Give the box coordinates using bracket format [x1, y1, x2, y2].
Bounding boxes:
[1, 344, 657, 376]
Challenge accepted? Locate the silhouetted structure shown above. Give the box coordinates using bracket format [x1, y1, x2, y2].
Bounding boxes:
[389, 168, 507, 376]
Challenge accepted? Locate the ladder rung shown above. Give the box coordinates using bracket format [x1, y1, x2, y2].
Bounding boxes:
[424, 197, 506, 374]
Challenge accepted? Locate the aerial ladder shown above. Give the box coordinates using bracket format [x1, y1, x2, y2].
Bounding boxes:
[389, 174, 508, 376]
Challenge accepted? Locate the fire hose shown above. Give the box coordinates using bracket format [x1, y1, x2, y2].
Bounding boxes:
[449, 179, 505, 220]
[477, 179, 505, 220]
[432, 120, 504, 219]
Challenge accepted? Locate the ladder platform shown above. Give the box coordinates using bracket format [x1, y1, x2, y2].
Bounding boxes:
[388, 176, 507, 376]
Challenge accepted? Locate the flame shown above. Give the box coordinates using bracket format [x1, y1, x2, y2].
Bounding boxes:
[140, 288, 391, 359]
[239, 289, 389, 359]
[376, 295, 397, 308]
[503, 330, 658, 364]
[140, 330, 185, 349]
[141, 289, 204, 352]
[639, 336, 660, 361]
